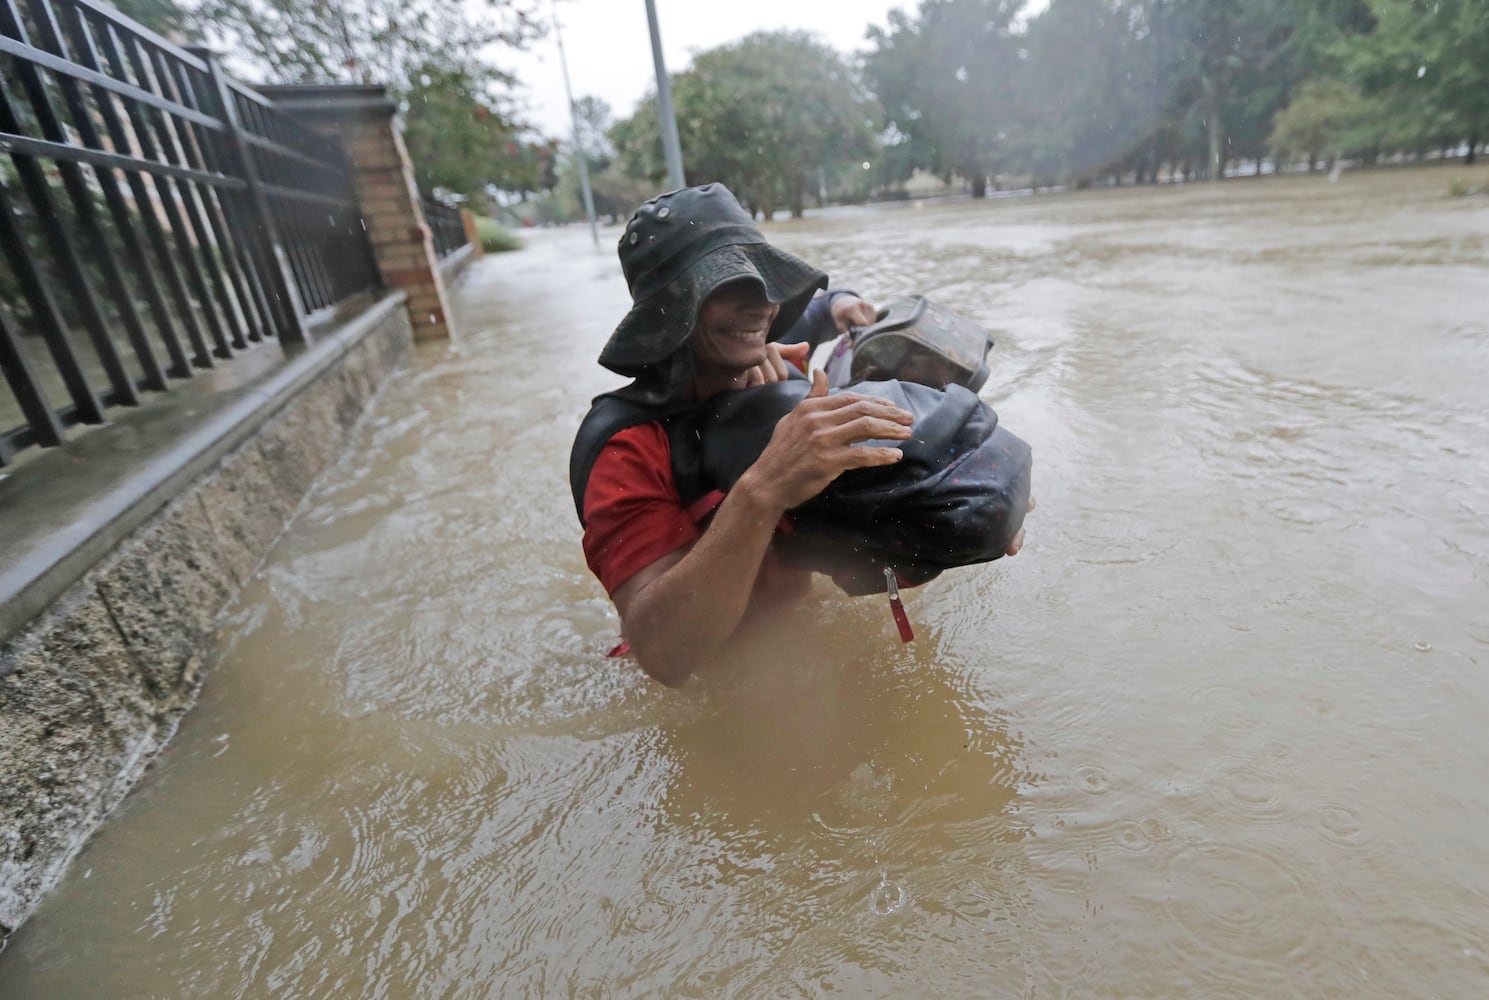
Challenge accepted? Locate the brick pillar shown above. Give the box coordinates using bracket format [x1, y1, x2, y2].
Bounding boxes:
[258, 85, 455, 342]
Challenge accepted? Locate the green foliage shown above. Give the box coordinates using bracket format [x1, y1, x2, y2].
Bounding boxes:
[189, 0, 544, 199]
[570, 97, 617, 166]
[1340, 0, 1489, 159]
[484, 139, 560, 201]
[1268, 79, 1370, 164]
[551, 97, 653, 223]
[401, 64, 519, 200]
[109, 0, 189, 35]
[864, 0, 1025, 195]
[1015, 0, 1169, 184]
[474, 217, 524, 253]
[1158, 0, 1301, 175]
[190, 0, 539, 90]
[853, 0, 1481, 187]
[555, 158, 654, 224]
[613, 31, 877, 218]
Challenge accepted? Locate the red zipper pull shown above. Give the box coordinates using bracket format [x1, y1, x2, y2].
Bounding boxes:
[884, 567, 915, 643]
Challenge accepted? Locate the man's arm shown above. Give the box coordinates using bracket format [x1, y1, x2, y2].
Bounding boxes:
[611, 370, 914, 686]
[775, 291, 876, 352]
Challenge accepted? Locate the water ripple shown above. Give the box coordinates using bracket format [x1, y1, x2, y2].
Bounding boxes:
[1163, 842, 1321, 965]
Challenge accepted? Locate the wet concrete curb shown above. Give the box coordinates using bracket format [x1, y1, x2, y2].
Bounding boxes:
[440, 243, 476, 289]
[0, 292, 412, 937]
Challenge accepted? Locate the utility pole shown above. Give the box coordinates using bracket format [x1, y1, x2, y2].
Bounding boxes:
[553, 1, 598, 246]
[644, 0, 686, 189]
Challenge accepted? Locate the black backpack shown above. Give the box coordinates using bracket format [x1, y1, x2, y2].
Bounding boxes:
[570, 378, 1032, 596]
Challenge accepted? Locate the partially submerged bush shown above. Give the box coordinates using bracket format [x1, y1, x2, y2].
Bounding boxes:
[475, 216, 524, 252]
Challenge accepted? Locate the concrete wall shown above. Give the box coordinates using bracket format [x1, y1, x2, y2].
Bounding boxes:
[0, 296, 412, 937]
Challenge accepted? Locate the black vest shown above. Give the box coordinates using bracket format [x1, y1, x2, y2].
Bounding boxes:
[568, 393, 711, 525]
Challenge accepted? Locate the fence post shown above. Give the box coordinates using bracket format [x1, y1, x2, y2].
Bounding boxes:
[260, 84, 456, 342]
[191, 50, 309, 347]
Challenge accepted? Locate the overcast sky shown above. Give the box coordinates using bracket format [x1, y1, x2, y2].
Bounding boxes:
[501, 0, 912, 138]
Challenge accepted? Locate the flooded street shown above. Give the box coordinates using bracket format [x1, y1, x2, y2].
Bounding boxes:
[5, 166, 1489, 997]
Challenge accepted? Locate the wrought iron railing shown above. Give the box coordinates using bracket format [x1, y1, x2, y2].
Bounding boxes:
[0, 0, 380, 467]
[423, 198, 466, 259]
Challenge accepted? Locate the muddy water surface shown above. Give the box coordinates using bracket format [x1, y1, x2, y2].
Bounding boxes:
[5, 166, 1489, 997]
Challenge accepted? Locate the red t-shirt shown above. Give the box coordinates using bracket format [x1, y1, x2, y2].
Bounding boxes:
[581, 423, 809, 603]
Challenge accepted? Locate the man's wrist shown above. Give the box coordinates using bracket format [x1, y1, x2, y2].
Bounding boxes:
[733, 466, 790, 520]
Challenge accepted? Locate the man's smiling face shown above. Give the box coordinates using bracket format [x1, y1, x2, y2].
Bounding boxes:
[688, 279, 781, 376]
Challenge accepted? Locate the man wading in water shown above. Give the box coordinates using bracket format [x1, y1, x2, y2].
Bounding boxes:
[569, 185, 1026, 686]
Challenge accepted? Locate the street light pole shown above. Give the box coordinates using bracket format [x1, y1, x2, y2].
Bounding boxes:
[553, 0, 599, 246]
[644, 0, 686, 189]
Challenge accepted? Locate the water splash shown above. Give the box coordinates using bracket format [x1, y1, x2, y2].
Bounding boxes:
[871, 869, 905, 916]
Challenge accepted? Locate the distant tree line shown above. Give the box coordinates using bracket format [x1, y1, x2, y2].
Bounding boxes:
[105, 0, 1487, 217]
[587, 0, 1487, 219]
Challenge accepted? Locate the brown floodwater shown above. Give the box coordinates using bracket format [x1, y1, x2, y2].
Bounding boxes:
[4, 166, 1489, 998]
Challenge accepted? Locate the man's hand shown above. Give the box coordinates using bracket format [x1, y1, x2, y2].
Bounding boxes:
[738, 369, 914, 511]
[830, 294, 878, 332]
[1005, 495, 1036, 556]
[743, 342, 810, 386]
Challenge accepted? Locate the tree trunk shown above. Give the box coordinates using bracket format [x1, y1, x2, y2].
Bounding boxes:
[787, 177, 805, 219]
[1201, 77, 1222, 181]
[971, 174, 988, 198]
[1467, 133, 1480, 165]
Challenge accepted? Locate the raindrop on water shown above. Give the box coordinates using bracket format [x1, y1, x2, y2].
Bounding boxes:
[1414, 641, 1432, 652]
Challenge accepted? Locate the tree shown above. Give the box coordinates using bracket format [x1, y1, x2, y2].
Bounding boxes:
[1267, 79, 1370, 168]
[1015, 0, 1173, 185]
[864, 0, 1026, 196]
[613, 31, 877, 218]
[1342, 0, 1489, 163]
[191, 0, 539, 89]
[571, 96, 616, 167]
[110, 0, 188, 35]
[1151, 0, 1301, 179]
[487, 139, 559, 199]
[400, 64, 518, 201]
[190, 0, 545, 198]
[555, 97, 650, 223]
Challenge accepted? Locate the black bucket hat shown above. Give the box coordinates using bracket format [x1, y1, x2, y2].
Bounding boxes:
[599, 184, 827, 376]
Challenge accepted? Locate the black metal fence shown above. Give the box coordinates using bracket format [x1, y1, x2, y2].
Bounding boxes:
[0, 0, 382, 467]
[423, 198, 466, 259]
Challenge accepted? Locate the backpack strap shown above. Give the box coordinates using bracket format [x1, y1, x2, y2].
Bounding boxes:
[570, 366, 811, 526]
[569, 394, 714, 526]
[570, 396, 652, 524]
